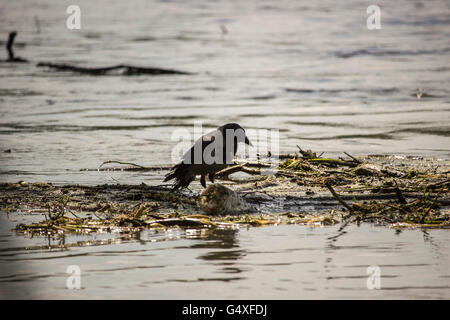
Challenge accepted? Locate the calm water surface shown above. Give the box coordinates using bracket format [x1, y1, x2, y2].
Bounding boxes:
[1, 214, 449, 299]
[0, 0, 449, 299]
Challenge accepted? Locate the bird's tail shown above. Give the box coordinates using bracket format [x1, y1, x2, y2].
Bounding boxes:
[163, 163, 195, 191]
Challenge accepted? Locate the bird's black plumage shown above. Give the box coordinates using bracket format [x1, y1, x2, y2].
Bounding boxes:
[164, 123, 252, 190]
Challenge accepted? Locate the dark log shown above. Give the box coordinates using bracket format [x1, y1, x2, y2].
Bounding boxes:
[37, 62, 193, 76]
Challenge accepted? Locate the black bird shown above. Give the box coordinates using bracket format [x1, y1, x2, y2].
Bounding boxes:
[164, 123, 253, 190]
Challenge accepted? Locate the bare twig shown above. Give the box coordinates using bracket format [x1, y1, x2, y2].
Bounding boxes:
[344, 152, 361, 164]
[243, 162, 272, 168]
[426, 179, 450, 190]
[308, 158, 358, 167]
[98, 160, 150, 170]
[296, 145, 319, 159]
[216, 163, 249, 177]
[420, 190, 443, 223]
[385, 203, 409, 215]
[325, 181, 353, 213]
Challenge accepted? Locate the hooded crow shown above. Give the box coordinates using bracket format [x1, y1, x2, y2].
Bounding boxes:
[164, 123, 253, 190]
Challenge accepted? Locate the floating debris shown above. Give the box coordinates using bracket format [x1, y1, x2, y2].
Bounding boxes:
[2, 149, 449, 236]
[199, 183, 250, 215]
[37, 62, 193, 76]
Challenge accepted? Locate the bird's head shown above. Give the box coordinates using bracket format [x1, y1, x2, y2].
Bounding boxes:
[219, 123, 253, 147]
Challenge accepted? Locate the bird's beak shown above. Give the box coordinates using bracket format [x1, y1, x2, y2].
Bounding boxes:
[245, 136, 253, 147]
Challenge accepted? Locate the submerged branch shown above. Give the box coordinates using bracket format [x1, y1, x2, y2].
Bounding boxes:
[3, 32, 28, 63]
[37, 62, 193, 76]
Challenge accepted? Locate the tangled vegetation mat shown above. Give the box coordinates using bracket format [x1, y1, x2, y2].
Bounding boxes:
[1, 150, 449, 236]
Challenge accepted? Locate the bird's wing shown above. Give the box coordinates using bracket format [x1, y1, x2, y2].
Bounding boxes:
[182, 131, 217, 164]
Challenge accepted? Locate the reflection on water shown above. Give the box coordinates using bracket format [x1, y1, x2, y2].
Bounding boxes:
[0, 213, 449, 299]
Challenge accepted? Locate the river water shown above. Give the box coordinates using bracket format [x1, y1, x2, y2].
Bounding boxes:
[0, 0, 449, 299]
[1, 214, 449, 299]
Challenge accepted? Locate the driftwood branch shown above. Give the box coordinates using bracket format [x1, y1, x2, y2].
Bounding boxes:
[325, 181, 353, 213]
[420, 190, 443, 223]
[307, 158, 358, 167]
[216, 163, 249, 177]
[37, 62, 192, 76]
[343, 152, 361, 164]
[296, 145, 323, 159]
[216, 160, 273, 177]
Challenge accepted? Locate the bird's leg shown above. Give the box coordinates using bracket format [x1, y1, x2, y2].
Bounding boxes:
[208, 173, 215, 183]
[200, 174, 207, 188]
